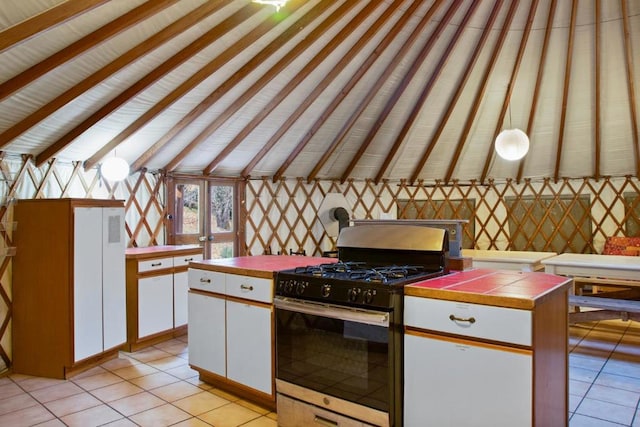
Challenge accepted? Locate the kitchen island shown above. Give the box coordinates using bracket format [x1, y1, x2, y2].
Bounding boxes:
[188, 255, 337, 410]
[404, 269, 571, 427]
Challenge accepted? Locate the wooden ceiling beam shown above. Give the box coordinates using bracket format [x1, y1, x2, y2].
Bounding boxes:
[0, 0, 178, 103]
[374, 0, 481, 184]
[272, 0, 425, 182]
[163, 0, 355, 173]
[206, 0, 383, 175]
[514, 0, 558, 182]
[305, 0, 447, 183]
[409, 0, 504, 184]
[444, 0, 524, 184]
[553, 0, 578, 182]
[340, 0, 463, 183]
[240, 0, 410, 179]
[0, 0, 227, 162]
[0, 0, 108, 54]
[129, 1, 312, 173]
[78, 0, 243, 171]
[621, 0, 640, 178]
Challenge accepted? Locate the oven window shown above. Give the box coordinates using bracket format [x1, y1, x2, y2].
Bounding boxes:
[276, 308, 390, 412]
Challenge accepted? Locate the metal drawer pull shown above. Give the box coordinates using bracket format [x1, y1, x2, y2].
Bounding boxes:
[449, 314, 476, 324]
[185, 257, 194, 262]
[240, 284, 254, 291]
[200, 278, 211, 283]
[314, 415, 338, 427]
[151, 262, 162, 267]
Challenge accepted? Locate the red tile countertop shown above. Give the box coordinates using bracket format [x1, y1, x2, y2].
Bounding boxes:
[405, 268, 573, 310]
[190, 255, 338, 278]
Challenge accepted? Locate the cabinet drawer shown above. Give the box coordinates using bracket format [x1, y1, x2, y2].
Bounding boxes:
[138, 257, 173, 272]
[189, 269, 225, 293]
[226, 274, 272, 303]
[404, 296, 532, 346]
[174, 253, 203, 268]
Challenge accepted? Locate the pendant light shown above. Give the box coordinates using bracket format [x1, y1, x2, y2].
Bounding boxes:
[101, 156, 130, 182]
[495, 128, 530, 161]
[253, 0, 287, 11]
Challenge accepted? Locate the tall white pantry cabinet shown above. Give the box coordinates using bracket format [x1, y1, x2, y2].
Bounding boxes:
[13, 199, 127, 379]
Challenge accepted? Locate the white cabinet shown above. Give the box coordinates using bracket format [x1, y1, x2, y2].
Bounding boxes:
[125, 246, 203, 351]
[73, 206, 126, 362]
[13, 199, 126, 379]
[188, 291, 226, 376]
[173, 270, 189, 327]
[188, 268, 274, 407]
[404, 291, 569, 427]
[226, 299, 272, 394]
[138, 275, 174, 338]
[404, 333, 531, 427]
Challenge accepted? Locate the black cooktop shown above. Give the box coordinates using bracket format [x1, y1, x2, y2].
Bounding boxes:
[275, 261, 445, 310]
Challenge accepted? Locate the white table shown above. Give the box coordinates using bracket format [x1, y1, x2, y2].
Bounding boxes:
[542, 253, 640, 322]
[461, 249, 557, 272]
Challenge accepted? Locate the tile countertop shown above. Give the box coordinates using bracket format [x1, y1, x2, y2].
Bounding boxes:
[190, 255, 338, 278]
[405, 268, 573, 310]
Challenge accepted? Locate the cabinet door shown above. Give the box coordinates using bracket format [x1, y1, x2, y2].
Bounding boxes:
[174, 271, 188, 327]
[404, 333, 532, 427]
[73, 207, 104, 362]
[226, 300, 272, 394]
[138, 275, 174, 338]
[188, 292, 225, 376]
[102, 207, 126, 350]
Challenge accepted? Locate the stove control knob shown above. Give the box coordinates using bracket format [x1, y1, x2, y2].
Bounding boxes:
[295, 282, 307, 295]
[348, 287, 361, 302]
[321, 284, 331, 298]
[363, 289, 376, 304]
[285, 280, 295, 293]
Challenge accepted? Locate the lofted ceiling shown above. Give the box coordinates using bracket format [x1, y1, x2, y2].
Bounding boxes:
[0, 0, 639, 184]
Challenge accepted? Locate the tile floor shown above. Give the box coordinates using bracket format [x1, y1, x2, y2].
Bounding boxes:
[0, 320, 639, 426]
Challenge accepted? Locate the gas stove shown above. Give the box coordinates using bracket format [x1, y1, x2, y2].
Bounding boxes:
[275, 261, 445, 310]
[274, 223, 450, 427]
[274, 224, 450, 310]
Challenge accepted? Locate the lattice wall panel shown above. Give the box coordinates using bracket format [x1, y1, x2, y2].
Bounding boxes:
[0, 156, 165, 373]
[245, 177, 640, 257]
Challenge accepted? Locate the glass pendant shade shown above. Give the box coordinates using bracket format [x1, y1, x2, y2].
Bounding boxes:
[495, 128, 530, 161]
[101, 157, 130, 181]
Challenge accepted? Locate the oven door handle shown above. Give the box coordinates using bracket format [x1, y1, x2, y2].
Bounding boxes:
[274, 297, 390, 327]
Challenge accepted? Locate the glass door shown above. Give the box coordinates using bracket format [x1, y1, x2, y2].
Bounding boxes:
[167, 177, 242, 259]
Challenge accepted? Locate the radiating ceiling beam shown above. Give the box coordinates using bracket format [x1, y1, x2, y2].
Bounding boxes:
[0, 0, 108, 54]
[129, 0, 313, 173]
[409, 0, 504, 184]
[443, 0, 524, 183]
[271, 0, 425, 182]
[553, 0, 578, 182]
[374, 0, 481, 184]
[204, 0, 383, 175]
[0, 0, 178, 103]
[240, 0, 410, 179]
[338, 0, 461, 184]
[304, 0, 447, 183]
[78, 0, 247, 171]
[0, 0, 227, 163]
[621, 0, 640, 178]
[163, 0, 357, 173]
[514, 0, 558, 182]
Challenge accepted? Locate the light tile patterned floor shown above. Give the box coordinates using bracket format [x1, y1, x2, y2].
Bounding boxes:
[0, 320, 639, 426]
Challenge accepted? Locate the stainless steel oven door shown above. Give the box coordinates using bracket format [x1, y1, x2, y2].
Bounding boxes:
[274, 297, 393, 413]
